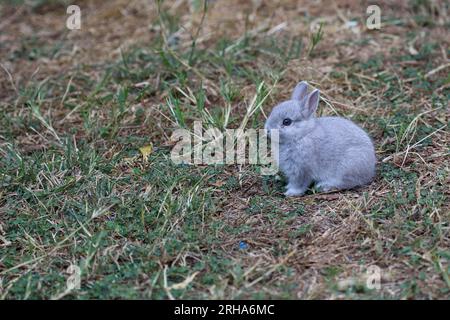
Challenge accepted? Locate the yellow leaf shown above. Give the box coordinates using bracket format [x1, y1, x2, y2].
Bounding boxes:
[139, 144, 153, 162]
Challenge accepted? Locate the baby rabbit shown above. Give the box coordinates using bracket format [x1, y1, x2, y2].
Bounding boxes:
[265, 81, 376, 196]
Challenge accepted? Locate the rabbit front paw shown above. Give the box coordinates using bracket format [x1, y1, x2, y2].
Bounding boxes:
[284, 187, 306, 197]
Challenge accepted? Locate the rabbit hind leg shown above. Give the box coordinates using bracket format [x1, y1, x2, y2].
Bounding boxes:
[285, 177, 312, 197]
[316, 171, 370, 192]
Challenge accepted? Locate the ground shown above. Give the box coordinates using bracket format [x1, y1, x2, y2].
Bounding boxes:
[0, 0, 449, 299]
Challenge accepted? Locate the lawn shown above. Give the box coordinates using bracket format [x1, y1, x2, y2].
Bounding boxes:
[0, 0, 449, 299]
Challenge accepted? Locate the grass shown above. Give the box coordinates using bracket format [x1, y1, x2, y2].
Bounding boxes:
[0, 0, 449, 299]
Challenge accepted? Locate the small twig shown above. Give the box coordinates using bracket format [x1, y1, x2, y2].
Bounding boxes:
[425, 62, 450, 79]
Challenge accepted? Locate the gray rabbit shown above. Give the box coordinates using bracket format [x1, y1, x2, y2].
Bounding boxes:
[265, 81, 376, 196]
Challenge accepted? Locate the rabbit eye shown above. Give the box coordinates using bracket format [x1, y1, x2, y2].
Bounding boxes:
[282, 118, 292, 126]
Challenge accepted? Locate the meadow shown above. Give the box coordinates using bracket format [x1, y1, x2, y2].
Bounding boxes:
[0, 0, 449, 299]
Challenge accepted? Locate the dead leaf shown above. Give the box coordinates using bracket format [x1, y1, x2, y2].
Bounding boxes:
[168, 271, 199, 290]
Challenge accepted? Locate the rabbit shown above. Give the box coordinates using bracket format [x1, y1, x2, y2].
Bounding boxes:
[264, 81, 376, 196]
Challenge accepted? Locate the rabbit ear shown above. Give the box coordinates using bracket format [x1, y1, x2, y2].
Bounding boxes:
[291, 81, 309, 101]
[305, 89, 320, 117]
